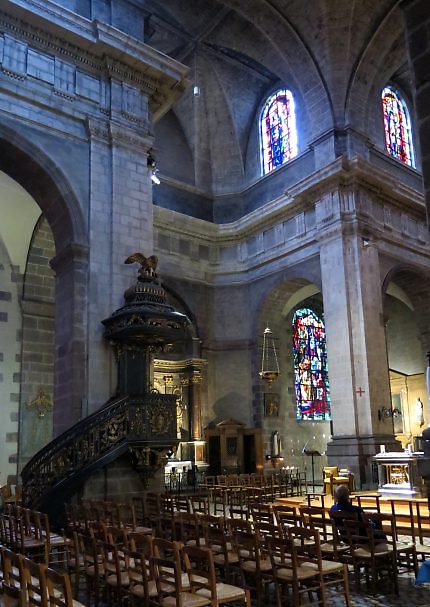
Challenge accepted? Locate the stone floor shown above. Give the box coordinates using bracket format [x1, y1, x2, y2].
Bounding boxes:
[0, 570, 426, 607]
[326, 571, 430, 606]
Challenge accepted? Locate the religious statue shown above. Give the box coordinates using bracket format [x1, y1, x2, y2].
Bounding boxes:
[271, 430, 282, 458]
[416, 397, 425, 428]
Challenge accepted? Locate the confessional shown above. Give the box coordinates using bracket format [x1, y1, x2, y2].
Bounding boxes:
[205, 419, 263, 475]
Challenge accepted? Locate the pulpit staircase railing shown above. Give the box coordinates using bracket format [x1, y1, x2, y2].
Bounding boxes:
[21, 392, 178, 523]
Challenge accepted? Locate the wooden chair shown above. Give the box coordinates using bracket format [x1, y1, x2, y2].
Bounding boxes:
[64, 530, 85, 597]
[322, 467, 354, 495]
[412, 499, 430, 561]
[3, 583, 26, 607]
[80, 533, 104, 607]
[388, 499, 419, 574]
[201, 516, 239, 582]
[12, 515, 48, 564]
[268, 535, 324, 607]
[22, 557, 48, 607]
[1, 484, 22, 506]
[129, 531, 154, 554]
[46, 567, 86, 607]
[209, 486, 228, 518]
[189, 495, 209, 516]
[287, 526, 351, 606]
[329, 510, 357, 563]
[126, 548, 157, 607]
[368, 511, 417, 576]
[299, 505, 348, 561]
[151, 553, 209, 607]
[173, 512, 202, 546]
[231, 528, 272, 607]
[173, 496, 191, 513]
[2, 548, 24, 593]
[254, 521, 281, 554]
[249, 503, 273, 525]
[131, 497, 146, 528]
[344, 513, 398, 595]
[152, 537, 188, 590]
[350, 494, 381, 513]
[182, 544, 251, 607]
[145, 493, 162, 532]
[99, 541, 130, 607]
[272, 504, 301, 536]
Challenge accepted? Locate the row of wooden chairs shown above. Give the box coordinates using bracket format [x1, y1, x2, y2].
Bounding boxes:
[170, 511, 350, 606]
[1, 546, 83, 607]
[201, 470, 306, 498]
[66, 500, 152, 537]
[166, 503, 412, 597]
[0, 509, 69, 566]
[309, 492, 430, 560]
[68, 531, 250, 607]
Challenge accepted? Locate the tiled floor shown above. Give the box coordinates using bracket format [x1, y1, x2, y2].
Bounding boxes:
[327, 571, 430, 606]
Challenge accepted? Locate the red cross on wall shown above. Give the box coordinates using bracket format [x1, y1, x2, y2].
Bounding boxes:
[355, 387, 365, 397]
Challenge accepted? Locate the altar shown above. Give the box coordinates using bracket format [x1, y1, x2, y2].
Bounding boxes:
[373, 451, 424, 497]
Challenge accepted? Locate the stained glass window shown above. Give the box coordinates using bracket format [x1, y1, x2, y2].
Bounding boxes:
[260, 89, 298, 175]
[382, 86, 415, 167]
[293, 308, 331, 421]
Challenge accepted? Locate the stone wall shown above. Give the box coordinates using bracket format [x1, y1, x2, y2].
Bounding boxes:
[19, 217, 56, 472]
[0, 240, 22, 486]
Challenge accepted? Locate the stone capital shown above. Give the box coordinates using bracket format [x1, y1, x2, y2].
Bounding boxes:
[50, 242, 90, 274]
[108, 123, 154, 154]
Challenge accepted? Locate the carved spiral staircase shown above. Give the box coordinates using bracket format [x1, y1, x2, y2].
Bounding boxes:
[21, 254, 190, 524]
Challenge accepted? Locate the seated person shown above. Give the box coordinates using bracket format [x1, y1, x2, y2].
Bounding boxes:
[330, 485, 387, 551]
[330, 484, 363, 517]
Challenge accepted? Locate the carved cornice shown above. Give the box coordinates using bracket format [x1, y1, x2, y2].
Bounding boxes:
[154, 157, 430, 284]
[1, 0, 190, 117]
[85, 118, 153, 152]
[154, 358, 208, 373]
[108, 122, 153, 152]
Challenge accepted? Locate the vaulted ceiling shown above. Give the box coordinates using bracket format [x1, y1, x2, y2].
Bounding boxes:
[146, 1, 410, 195]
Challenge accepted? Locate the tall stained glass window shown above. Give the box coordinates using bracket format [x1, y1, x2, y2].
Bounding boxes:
[293, 308, 331, 421]
[260, 89, 298, 175]
[382, 86, 415, 167]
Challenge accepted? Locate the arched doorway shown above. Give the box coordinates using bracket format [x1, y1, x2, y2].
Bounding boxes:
[256, 277, 330, 484]
[383, 267, 430, 449]
[0, 127, 88, 486]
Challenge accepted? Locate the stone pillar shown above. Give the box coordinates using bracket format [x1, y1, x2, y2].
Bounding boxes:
[50, 242, 89, 435]
[403, 1, 430, 222]
[403, 3, 430, 421]
[188, 369, 203, 441]
[320, 220, 400, 488]
[85, 119, 154, 413]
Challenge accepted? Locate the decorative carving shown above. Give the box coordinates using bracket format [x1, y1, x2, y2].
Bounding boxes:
[150, 405, 174, 435]
[125, 253, 158, 280]
[27, 389, 53, 418]
[129, 407, 146, 436]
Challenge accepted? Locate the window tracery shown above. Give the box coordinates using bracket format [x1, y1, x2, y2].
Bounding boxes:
[382, 86, 415, 167]
[293, 308, 331, 421]
[260, 89, 298, 175]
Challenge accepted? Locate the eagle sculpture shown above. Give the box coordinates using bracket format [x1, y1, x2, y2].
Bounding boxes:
[124, 253, 158, 280]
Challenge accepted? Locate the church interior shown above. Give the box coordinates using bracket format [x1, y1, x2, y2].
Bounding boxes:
[2, 0, 430, 603]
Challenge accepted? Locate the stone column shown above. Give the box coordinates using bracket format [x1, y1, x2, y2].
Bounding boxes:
[403, 0, 430, 223]
[50, 242, 89, 435]
[319, 208, 400, 487]
[85, 119, 154, 412]
[188, 369, 203, 441]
